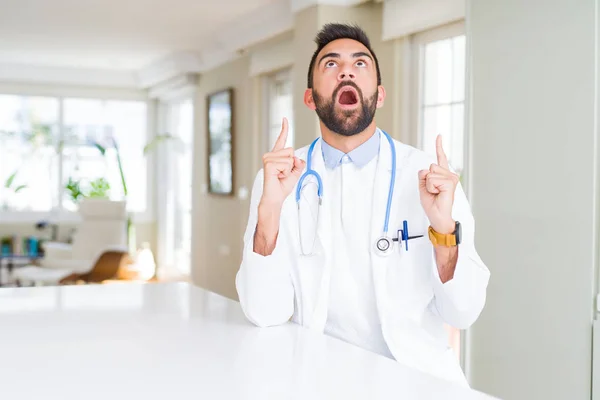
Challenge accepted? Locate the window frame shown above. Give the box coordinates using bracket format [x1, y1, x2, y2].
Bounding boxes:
[0, 84, 154, 224]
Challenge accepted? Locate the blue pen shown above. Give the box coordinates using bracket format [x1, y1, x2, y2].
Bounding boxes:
[393, 220, 424, 251]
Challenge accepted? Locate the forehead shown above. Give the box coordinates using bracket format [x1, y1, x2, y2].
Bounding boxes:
[317, 38, 372, 60]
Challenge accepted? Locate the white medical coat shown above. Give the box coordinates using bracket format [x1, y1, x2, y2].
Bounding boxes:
[235, 134, 490, 386]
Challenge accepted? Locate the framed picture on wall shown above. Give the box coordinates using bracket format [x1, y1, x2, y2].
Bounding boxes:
[206, 88, 234, 195]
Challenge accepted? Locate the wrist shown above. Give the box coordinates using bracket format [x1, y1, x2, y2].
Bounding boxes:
[429, 220, 461, 248]
[431, 219, 455, 235]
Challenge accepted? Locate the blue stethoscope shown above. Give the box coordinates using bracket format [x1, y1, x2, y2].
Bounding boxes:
[295, 130, 422, 257]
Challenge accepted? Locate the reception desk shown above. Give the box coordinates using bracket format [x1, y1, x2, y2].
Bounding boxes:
[0, 282, 497, 399]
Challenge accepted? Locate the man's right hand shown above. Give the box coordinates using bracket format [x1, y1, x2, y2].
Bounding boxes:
[260, 117, 306, 208]
[254, 118, 305, 256]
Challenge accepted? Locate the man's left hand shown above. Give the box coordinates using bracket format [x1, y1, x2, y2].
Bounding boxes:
[418, 135, 459, 234]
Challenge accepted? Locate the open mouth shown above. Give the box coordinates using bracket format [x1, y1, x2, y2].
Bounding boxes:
[337, 87, 359, 106]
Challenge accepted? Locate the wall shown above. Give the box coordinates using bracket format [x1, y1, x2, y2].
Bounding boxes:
[191, 55, 257, 300]
[292, 4, 321, 147]
[467, 0, 596, 399]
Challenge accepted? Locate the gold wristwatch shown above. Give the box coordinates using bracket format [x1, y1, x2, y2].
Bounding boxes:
[428, 221, 461, 247]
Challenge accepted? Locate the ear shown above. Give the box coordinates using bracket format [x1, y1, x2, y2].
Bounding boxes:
[304, 89, 316, 111]
[376, 85, 386, 108]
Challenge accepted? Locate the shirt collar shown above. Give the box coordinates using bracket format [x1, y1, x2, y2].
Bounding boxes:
[321, 128, 381, 169]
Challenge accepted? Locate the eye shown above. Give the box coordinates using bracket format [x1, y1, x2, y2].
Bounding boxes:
[325, 60, 337, 68]
[356, 60, 367, 67]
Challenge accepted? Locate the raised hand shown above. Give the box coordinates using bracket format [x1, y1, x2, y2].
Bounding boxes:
[260, 117, 306, 209]
[418, 135, 459, 234]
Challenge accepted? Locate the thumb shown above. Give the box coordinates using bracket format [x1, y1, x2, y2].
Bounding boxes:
[291, 157, 306, 177]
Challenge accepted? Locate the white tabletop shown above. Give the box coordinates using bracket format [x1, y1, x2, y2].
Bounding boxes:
[0, 282, 497, 400]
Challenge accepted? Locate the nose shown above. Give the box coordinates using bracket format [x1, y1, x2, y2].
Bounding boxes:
[338, 68, 356, 81]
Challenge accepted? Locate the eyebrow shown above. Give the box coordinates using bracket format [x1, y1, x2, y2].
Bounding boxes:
[318, 51, 373, 66]
[318, 52, 340, 66]
[352, 51, 373, 61]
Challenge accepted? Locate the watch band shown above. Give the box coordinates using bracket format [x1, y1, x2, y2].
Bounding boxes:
[428, 222, 460, 247]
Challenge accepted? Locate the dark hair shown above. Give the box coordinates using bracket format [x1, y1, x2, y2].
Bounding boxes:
[307, 23, 381, 89]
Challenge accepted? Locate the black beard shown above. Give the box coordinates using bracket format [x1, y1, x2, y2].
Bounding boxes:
[312, 81, 378, 137]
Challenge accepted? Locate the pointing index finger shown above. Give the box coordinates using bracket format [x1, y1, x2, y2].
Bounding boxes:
[436, 134, 449, 169]
[272, 117, 289, 152]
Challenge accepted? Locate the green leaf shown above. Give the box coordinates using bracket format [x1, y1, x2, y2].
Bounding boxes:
[94, 143, 106, 156]
[111, 137, 128, 197]
[116, 147, 128, 197]
[13, 184, 27, 193]
[4, 170, 17, 189]
[87, 177, 111, 198]
[65, 177, 84, 203]
[143, 133, 176, 155]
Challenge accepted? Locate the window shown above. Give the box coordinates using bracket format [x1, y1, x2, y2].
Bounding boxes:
[62, 99, 147, 212]
[0, 95, 148, 215]
[413, 22, 466, 176]
[265, 69, 294, 151]
[0, 96, 59, 211]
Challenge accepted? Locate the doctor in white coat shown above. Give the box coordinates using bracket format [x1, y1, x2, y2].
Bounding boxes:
[236, 23, 490, 386]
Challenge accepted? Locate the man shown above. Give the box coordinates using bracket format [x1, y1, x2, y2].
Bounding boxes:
[236, 23, 490, 386]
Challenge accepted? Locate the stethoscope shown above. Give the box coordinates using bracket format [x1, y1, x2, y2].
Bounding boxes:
[295, 130, 422, 257]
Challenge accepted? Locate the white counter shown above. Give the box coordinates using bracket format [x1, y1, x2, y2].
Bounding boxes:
[0, 282, 497, 399]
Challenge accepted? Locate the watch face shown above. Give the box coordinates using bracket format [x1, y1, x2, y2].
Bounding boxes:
[455, 222, 462, 244]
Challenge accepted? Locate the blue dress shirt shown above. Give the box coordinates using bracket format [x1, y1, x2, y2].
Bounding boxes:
[321, 128, 381, 169]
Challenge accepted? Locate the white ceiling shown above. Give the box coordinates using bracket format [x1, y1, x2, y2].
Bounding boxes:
[0, 0, 280, 71]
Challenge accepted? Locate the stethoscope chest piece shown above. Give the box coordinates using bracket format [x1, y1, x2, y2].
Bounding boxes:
[375, 236, 394, 256]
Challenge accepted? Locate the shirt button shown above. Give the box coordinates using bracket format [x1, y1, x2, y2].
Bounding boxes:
[342, 155, 350, 163]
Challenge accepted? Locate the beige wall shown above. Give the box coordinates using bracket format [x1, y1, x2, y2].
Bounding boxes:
[291, 4, 321, 147]
[191, 55, 258, 299]
[190, 2, 409, 300]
